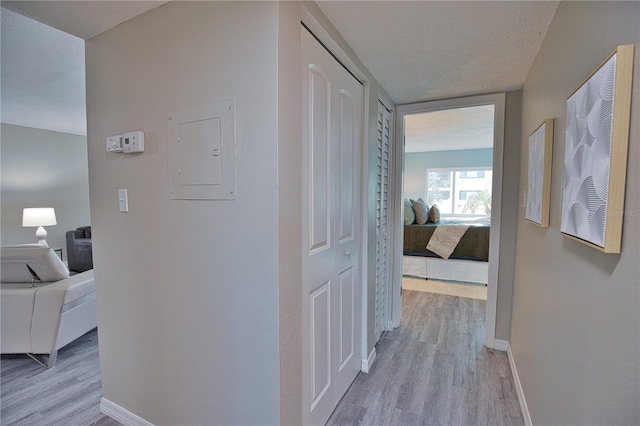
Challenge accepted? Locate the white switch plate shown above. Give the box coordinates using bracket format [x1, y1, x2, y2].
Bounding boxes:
[118, 189, 129, 212]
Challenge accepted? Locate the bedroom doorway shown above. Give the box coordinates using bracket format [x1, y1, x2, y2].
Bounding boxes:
[391, 93, 505, 349]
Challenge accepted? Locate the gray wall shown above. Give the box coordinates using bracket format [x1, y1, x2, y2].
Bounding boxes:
[1, 123, 91, 254]
[86, 3, 280, 424]
[86, 2, 394, 423]
[510, 2, 639, 424]
[404, 148, 493, 201]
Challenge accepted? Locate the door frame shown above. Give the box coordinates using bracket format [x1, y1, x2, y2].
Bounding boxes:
[301, 5, 372, 369]
[390, 93, 506, 349]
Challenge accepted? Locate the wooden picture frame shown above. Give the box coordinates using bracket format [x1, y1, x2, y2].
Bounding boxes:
[561, 44, 634, 253]
[526, 119, 553, 227]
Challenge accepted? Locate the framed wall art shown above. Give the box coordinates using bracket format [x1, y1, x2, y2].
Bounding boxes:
[526, 119, 553, 227]
[561, 44, 634, 253]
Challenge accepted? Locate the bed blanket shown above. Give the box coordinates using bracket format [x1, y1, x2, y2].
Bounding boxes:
[426, 225, 470, 259]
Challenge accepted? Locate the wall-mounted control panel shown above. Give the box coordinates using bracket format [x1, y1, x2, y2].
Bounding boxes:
[122, 131, 145, 153]
[106, 131, 145, 153]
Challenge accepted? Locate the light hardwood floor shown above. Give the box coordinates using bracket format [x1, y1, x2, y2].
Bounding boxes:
[2, 291, 522, 425]
[0, 330, 119, 426]
[327, 290, 524, 425]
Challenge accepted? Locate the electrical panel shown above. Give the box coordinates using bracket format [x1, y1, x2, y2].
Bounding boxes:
[168, 100, 236, 200]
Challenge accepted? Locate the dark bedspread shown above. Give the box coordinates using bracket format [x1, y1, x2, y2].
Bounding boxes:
[403, 217, 490, 261]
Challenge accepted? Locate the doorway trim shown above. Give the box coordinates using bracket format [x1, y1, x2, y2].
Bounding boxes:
[391, 93, 505, 349]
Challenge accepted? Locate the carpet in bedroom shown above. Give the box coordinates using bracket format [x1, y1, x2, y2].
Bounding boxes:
[402, 276, 487, 300]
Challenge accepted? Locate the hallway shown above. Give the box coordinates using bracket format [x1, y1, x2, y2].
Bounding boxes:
[327, 290, 524, 425]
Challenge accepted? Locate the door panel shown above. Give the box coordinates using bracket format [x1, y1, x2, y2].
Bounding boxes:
[302, 26, 363, 426]
[308, 66, 331, 253]
[310, 282, 331, 407]
[338, 90, 355, 243]
[338, 267, 354, 371]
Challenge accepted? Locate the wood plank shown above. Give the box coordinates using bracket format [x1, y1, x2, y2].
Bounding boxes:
[0, 330, 120, 426]
[327, 290, 525, 425]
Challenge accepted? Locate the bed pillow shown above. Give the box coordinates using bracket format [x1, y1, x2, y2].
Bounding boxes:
[429, 204, 441, 223]
[404, 199, 416, 225]
[412, 198, 430, 225]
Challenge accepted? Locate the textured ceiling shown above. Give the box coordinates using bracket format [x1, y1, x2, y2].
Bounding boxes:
[1, 2, 166, 135]
[1, 8, 86, 135]
[317, 1, 559, 104]
[1, 1, 559, 137]
[405, 105, 494, 153]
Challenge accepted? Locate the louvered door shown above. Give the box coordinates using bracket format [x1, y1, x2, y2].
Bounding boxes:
[375, 101, 391, 342]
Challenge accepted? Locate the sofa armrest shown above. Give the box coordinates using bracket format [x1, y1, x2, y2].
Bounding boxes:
[30, 270, 96, 354]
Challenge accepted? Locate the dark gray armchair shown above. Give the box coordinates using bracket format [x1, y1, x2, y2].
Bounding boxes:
[66, 226, 93, 273]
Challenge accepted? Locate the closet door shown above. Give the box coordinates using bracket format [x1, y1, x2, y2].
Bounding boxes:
[301, 27, 363, 426]
[375, 101, 392, 342]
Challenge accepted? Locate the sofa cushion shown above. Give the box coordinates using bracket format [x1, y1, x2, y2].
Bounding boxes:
[1, 245, 69, 283]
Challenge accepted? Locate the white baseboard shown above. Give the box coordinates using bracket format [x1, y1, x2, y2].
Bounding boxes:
[361, 347, 376, 373]
[101, 397, 154, 426]
[494, 339, 509, 352]
[507, 343, 533, 426]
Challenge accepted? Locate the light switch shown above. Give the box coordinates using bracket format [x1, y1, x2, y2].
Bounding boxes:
[118, 189, 129, 212]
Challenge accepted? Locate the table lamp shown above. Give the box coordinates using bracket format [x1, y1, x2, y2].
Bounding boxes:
[22, 207, 57, 247]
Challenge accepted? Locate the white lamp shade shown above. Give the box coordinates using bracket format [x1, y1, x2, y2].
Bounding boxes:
[22, 208, 57, 227]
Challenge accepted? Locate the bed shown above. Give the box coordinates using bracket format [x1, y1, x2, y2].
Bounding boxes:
[403, 216, 490, 284]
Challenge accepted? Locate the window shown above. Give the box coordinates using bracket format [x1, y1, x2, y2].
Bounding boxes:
[426, 168, 492, 215]
[460, 170, 485, 178]
[459, 190, 479, 200]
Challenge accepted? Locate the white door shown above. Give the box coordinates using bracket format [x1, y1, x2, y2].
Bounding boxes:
[375, 101, 391, 342]
[301, 27, 363, 426]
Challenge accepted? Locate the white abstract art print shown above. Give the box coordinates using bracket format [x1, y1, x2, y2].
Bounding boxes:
[526, 119, 553, 226]
[561, 45, 634, 253]
[562, 54, 616, 247]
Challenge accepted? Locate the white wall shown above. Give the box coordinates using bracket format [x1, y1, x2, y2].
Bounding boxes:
[0, 123, 91, 254]
[511, 2, 639, 424]
[86, 3, 280, 424]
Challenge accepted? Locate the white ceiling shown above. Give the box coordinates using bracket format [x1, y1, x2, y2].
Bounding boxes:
[405, 105, 494, 153]
[1, 7, 86, 135]
[2, 1, 167, 40]
[1, 1, 166, 136]
[1, 1, 559, 139]
[317, 1, 559, 105]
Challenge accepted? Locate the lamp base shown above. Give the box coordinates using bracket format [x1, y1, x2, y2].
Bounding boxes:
[35, 226, 49, 247]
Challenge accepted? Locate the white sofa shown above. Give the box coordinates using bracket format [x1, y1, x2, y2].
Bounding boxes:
[1, 245, 97, 367]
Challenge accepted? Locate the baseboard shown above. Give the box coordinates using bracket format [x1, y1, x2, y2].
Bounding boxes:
[507, 344, 533, 426]
[101, 397, 154, 426]
[361, 347, 376, 373]
[494, 339, 509, 352]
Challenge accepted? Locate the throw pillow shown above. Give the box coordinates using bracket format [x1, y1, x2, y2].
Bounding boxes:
[412, 198, 430, 225]
[429, 204, 441, 223]
[404, 199, 416, 225]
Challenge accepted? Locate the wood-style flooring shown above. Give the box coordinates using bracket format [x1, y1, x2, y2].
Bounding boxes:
[2, 291, 523, 425]
[327, 290, 524, 426]
[0, 330, 119, 426]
